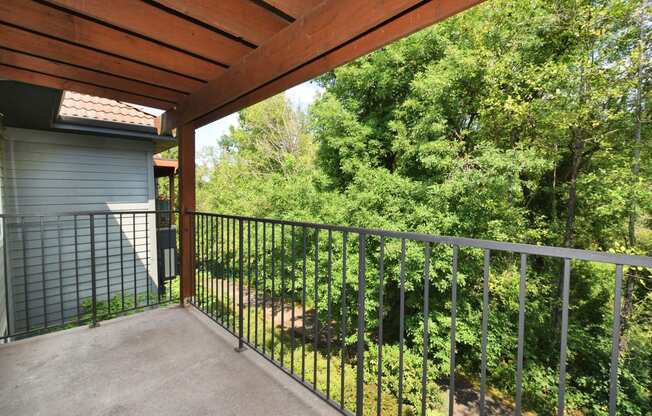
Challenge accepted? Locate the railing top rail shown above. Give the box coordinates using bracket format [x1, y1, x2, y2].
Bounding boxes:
[190, 211, 652, 268]
[0, 210, 178, 218]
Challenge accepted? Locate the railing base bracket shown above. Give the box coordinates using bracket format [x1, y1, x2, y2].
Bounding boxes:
[89, 322, 100, 328]
[234, 346, 247, 353]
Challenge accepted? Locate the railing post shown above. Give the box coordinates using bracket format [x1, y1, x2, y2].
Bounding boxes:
[235, 218, 246, 352]
[355, 232, 366, 416]
[89, 214, 99, 328]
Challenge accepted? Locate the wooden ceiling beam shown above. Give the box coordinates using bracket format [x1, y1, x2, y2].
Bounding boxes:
[159, 0, 485, 132]
[0, 48, 185, 104]
[0, 24, 204, 94]
[193, 0, 485, 126]
[0, 0, 226, 81]
[263, 0, 324, 19]
[0, 64, 175, 109]
[151, 0, 289, 46]
[44, 0, 255, 62]
[159, 0, 423, 131]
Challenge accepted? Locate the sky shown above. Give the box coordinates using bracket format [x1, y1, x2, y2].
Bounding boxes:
[195, 81, 322, 151]
[141, 81, 323, 154]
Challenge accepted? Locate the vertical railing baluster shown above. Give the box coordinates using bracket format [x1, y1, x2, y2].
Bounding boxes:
[557, 258, 571, 416]
[20, 217, 30, 332]
[608, 264, 623, 416]
[480, 249, 490, 416]
[2, 217, 11, 337]
[57, 216, 63, 325]
[40, 217, 47, 330]
[232, 218, 236, 332]
[90, 215, 98, 328]
[132, 213, 137, 307]
[236, 219, 245, 352]
[247, 220, 252, 342]
[271, 223, 276, 360]
[280, 224, 286, 366]
[254, 221, 259, 347]
[398, 238, 405, 416]
[291, 225, 296, 374]
[145, 213, 150, 307]
[313, 228, 319, 389]
[515, 253, 527, 415]
[449, 245, 459, 416]
[220, 216, 225, 321]
[326, 229, 333, 400]
[105, 214, 110, 316]
[421, 242, 430, 416]
[355, 233, 366, 416]
[377, 236, 385, 416]
[340, 231, 348, 410]
[119, 213, 124, 311]
[262, 222, 267, 354]
[74, 215, 80, 323]
[211, 216, 216, 317]
[2, 217, 10, 337]
[301, 226, 307, 381]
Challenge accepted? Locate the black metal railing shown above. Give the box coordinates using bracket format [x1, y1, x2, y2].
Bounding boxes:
[188, 211, 651, 416]
[0, 210, 179, 341]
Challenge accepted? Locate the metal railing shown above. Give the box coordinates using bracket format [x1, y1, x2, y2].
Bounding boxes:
[188, 211, 651, 416]
[0, 210, 179, 341]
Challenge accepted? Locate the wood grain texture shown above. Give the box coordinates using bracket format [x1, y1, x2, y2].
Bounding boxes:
[0, 24, 204, 93]
[0, 0, 226, 79]
[0, 49, 184, 104]
[152, 0, 289, 46]
[45, 0, 254, 60]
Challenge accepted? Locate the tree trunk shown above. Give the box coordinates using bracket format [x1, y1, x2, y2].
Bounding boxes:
[621, 9, 645, 352]
[563, 128, 584, 248]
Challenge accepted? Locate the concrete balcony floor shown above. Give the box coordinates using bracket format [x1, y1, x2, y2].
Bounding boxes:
[0, 306, 340, 416]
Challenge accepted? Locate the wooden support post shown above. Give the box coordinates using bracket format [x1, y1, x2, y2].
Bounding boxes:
[178, 123, 195, 304]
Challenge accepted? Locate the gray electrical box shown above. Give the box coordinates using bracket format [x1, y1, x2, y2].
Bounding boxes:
[157, 226, 177, 282]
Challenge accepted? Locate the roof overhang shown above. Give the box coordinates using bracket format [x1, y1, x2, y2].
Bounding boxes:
[0, 0, 485, 135]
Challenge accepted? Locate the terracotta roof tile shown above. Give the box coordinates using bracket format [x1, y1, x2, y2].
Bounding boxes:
[58, 91, 155, 127]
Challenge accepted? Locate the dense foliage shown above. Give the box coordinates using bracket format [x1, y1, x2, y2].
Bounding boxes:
[196, 1, 650, 414]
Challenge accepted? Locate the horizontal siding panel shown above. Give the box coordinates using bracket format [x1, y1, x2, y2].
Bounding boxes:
[3, 127, 158, 333]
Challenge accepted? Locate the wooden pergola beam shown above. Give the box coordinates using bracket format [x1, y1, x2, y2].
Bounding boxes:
[158, 0, 485, 132]
[151, 0, 290, 46]
[0, 48, 185, 104]
[0, 64, 175, 109]
[263, 0, 324, 19]
[193, 0, 485, 127]
[0, 0, 227, 80]
[0, 23, 204, 94]
[44, 0, 256, 61]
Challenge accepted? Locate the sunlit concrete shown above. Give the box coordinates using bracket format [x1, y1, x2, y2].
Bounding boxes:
[0, 306, 340, 416]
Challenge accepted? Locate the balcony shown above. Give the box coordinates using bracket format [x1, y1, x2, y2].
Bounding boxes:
[1, 210, 650, 416]
[0, 306, 338, 416]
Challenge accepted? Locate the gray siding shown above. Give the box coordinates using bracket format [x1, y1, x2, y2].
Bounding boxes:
[2, 128, 158, 333]
[0, 128, 6, 339]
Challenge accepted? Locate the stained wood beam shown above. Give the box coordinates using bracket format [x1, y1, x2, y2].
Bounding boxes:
[159, 0, 485, 132]
[0, 48, 185, 104]
[0, 0, 226, 80]
[45, 0, 254, 62]
[263, 0, 324, 19]
[0, 64, 175, 109]
[152, 0, 289, 46]
[0, 23, 204, 93]
[194, 0, 485, 126]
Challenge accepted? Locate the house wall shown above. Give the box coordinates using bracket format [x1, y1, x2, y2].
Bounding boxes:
[0, 126, 7, 340]
[2, 127, 158, 333]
